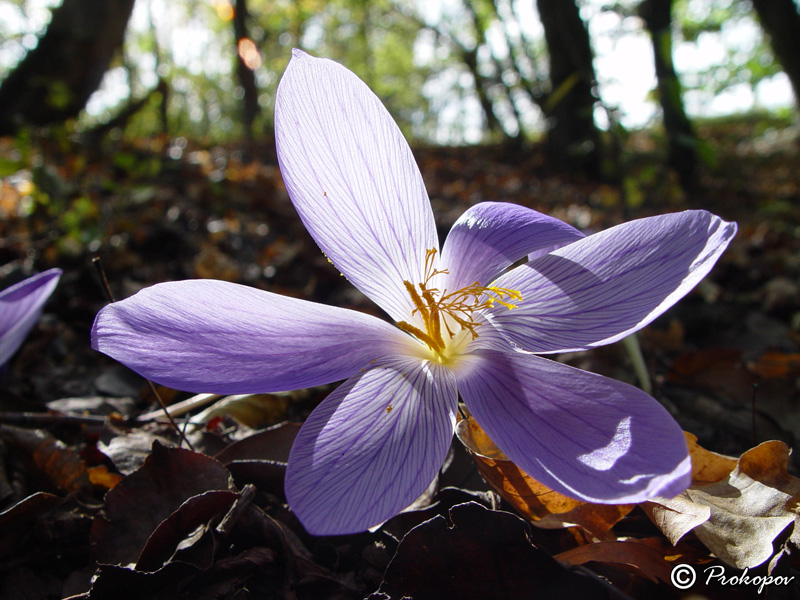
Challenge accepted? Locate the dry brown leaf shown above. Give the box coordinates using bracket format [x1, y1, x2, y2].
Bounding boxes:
[647, 439, 800, 569]
[641, 495, 711, 547]
[684, 431, 737, 485]
[87, 465, 124, 490]
[192, 393, 290, 428]
[555, 539, 674, 583]
[748, 351, 800, 379]
[455, 415, 633, 540]
[0, 425, 92, 494]
[91, 441, 235, 567]
[641, 319, 685, 352]
[642, 431, 737, 544]
[193, 242, 240, 281]
[377, 501, 610, 599]
[667, 348, 757, 405]
[0, 492, 63, 552]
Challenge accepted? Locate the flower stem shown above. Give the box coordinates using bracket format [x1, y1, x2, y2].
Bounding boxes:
[623, 333, 652, 395]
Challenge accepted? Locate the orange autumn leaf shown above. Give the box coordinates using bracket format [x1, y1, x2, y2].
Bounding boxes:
[556, 536, 714, 584]
[684, 431, 737, 485]
[87, 465, 123, 490]
[748, 351, 800, 379]
[0, 425, 92, 495]
[455, 414, 633, 540]
[555, 539, 672, 583]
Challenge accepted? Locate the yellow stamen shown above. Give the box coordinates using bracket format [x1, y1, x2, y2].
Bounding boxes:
[403, 280, 429, 323]
[397, 320, 443, 352]
[400, 248, 522, 358]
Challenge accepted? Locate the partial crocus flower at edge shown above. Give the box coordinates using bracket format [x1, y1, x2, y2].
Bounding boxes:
[91, 50, 737, 536]
[0, 268, 62, 367]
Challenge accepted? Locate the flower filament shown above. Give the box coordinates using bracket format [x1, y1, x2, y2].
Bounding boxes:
[397, 248, 522, 358]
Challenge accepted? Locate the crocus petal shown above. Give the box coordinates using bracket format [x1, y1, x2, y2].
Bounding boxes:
[455, 350, 691, 503]
[275, 49, 438, 322]
[488, 210, 736, 353]
[91, 279, 417, 394]
[286, 357, 458, 535]
[0, 268, 61, 367]
[440, 202, 584, 291]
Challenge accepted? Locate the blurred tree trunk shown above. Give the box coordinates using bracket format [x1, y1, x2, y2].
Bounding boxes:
[750, 0, 800, 107]
[536, 0, 601, 175]
[357, 0, 374, 87]
[234, 0, 260, 155]
[147, 0, 169, 136]
[289, 0, 306, 48]
[399, 8, 515, 140]
[640, 0, 697, 189]
[0, 0, 135, 135]
[465, 0, 522, 142]
[490, 0, 546, 108]
[462, 48, 507, 138]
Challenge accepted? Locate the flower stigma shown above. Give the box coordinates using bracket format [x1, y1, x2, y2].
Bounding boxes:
[397, 248, 522, 364]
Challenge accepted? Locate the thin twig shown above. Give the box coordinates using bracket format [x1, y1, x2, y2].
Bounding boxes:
[751, 383, 759, 447]
[91, 256, 116, 303]
[0, 411, 107, 426]
[136, 392, 222, 422]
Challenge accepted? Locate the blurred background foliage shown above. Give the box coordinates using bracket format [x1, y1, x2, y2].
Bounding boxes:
[0, 0, 797, 265]
[0, 0, 796, 146]
[0, 0, 798, 259]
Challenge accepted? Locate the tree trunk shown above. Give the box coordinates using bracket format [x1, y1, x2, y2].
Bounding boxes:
[234, 0, 260, 153]
[536, 0, 601, 175]
[462, 48, 506, 137]
[640, 0, 697, 189]
[357, 0, 374, 87]
[490, 0, 545, 108]
[750, 0, 800, 107]
[465, 0, 521, 141]
[0, 0, 135, 135]
[397, 7, 511, 140]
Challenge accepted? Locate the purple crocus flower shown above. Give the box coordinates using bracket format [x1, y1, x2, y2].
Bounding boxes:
[1, 268, 61, 367]
[91, 50, 736, 535]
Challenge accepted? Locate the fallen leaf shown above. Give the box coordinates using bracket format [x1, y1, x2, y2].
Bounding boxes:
[0, 492, 63, 560]
[135, 490, 239, 572]
[88, 562, 200, 600]
[213, 421, 300, 464]
[684, 431, 738, 485]
[644, 433, 746, 548]
[555, 539, 674, 583]
[0, 425, 92, 494]
[91, 441, 235, 566]
[455, 415, 633, 540]
[748, 351, 800, 379]
[87, 465, 123, 490]
[641, 318, 685, 352]
[192, 393, 290, 428]
[98, 429, 174, 475]
[647, 439, 800, 569]
[193, 242, 240, 281]
[667, 348, 757, 405]
[641, 495, 711, 547]
[380, 487, 496, 543]
[374, 502, 610, 600]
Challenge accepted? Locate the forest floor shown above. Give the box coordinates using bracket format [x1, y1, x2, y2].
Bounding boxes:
[0, 116, 799, 599]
